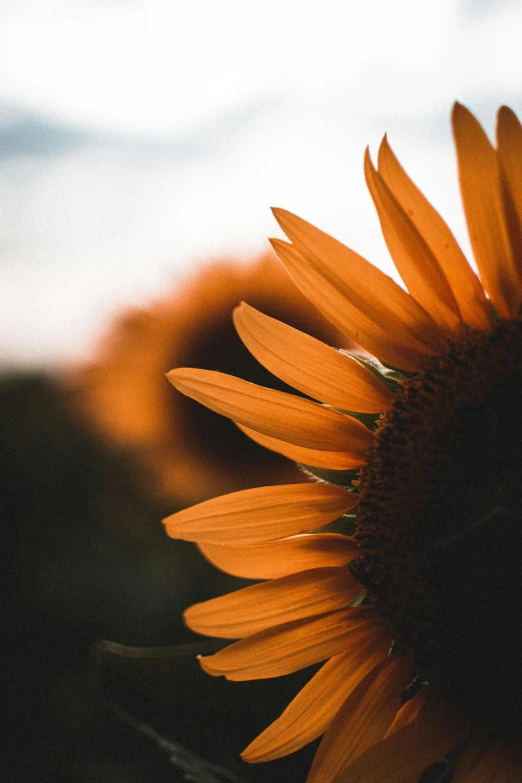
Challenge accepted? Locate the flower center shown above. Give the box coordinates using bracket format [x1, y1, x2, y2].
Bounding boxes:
[355, 320, 522, 731]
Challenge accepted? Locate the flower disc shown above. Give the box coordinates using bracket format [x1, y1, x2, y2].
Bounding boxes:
[356, 320, 522, 730]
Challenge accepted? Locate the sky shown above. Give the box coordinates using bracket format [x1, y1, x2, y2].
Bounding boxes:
[1, 0, 521, 365]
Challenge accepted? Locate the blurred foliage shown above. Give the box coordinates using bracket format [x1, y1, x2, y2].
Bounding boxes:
[2, 373, 317, 782]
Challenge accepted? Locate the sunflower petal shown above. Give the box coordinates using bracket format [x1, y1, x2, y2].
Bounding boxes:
[233, 302, 393, 413]
[452, 102, 522, 318]
[497, 105, 522, 289]
[185, 566, 361, 639]
[269, 226, 445, 373]
[198, 533, 359, 579]
[272, 208, 449, 349]
[236, 423, 367, 470]
[163, 482, 358, 544]
[331, 694, 471, 783]
[241, 627, 390, 762]
[307, 656, 411, 783]
[376, 136, 491, 331]
[167, 368, 374, 452]
[384, 688, 428, 737]
[364, 149, 463, 338]
[199, 606, 378, 680]
[452, 733, 522, 783]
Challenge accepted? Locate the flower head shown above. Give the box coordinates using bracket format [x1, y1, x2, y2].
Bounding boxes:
[164, 104, 522, 781]
[76, 252, 348, 504]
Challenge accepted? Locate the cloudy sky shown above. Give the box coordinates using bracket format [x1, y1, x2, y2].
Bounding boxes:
[1, 0, 521, 365]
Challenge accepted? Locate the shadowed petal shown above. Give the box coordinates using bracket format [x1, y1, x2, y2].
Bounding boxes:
[497, 106, 522, 288]
[307, 656, 411, 783]
[453, 102, 522, 318]
[331, 694, 471, 783]
[241, 626, 390, 762]
[198, 533, 359, 579]
[199, 606, 379, 680]
[452, 732, 522, 783]
[236, 423, 367, 470]
[168, 368, 374, 452]
[384, 689, 428, 737]
[185, 566, 361, 639]
[377, 136, 491, 331]
[163, 482, 358, 543]
[364, 149, 463, 338]
[233, 302, 393, 413]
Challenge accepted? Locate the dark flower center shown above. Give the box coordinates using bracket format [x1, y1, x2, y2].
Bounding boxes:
[355, 321, 522, 731]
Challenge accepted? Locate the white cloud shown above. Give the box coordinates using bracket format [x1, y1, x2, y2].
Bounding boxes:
[0, 0, 521, 363]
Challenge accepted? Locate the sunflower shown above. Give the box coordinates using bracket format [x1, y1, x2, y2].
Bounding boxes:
[163, 103, 522, 782]
[75, 252, 348, 504]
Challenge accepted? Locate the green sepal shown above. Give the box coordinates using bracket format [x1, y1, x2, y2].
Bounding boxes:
[327, 406, 382, 431]
[310, 512, 357, 537]
[298, 463, 361, 489]
[348, 589, 369, 607]
[418, 743, 468, 783]
[341, 350, 408, 391]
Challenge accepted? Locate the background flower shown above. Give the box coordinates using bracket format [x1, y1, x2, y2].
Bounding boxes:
[75, 252, 350, 504]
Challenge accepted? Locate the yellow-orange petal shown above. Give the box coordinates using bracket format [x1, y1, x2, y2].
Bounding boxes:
[185, 566, 361, 639]
[163, 482, 358, 544]
[236, 423, 367, 470]
[270, 237, 428, 374]
[272, 208, 450, 350]
[198, 533, 359, 579]
[364, 148, 463, 339]
[453, 102, 522, 318]
[167, 368, 374, 452]
[233, 302, 394, 413]
[497, 106, 522, 285]
[241, 626, 390, 762]
[199, 605, 379, 680]
[331, 694, 471, 783]
[307, 655, 412, 783]
[377, 136, 491, 331]
[269, 222, 445, 373]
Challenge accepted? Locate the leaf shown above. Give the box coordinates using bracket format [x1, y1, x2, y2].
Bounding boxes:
[96, 639, 225, 659]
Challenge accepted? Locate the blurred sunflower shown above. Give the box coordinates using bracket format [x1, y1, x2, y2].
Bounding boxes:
[76, 253, 348, 504]
[164, 104, 522, 782]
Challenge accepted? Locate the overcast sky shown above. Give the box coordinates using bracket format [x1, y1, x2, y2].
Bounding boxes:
[1, 0, 521, 365]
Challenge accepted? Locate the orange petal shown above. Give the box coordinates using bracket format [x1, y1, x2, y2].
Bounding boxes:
[272, 208, 449, 349]
[233, 302, 393, 413]
[331, 693, 471, 783]
[167, 368, 374, 452]
[185, 566, 361, 639]
[237, 423, 367, 470]
[364, 148, 463, 339]
[453, 102, 522, 318]
[198, 533, 359, 579]
[376, 136, 491, 331]
[199, 605, 379, 680]
[241, 626, 390, 762]
[270, 216, 446, 373]
[497, 106, 522, 289]
[307, 655, 412, 783]
[384, 688, 428, 737]
[452, 732, 522, 783]
[163, 482, 358, 544]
